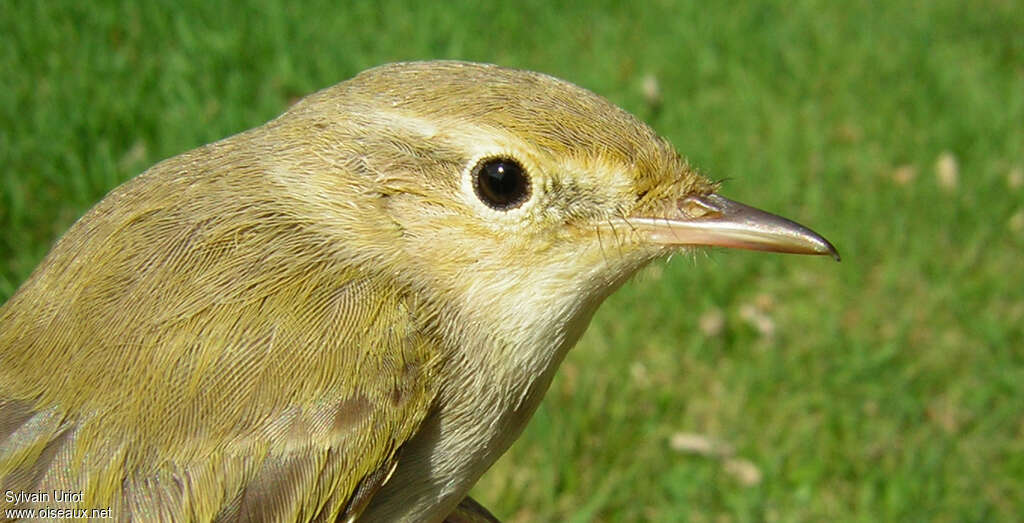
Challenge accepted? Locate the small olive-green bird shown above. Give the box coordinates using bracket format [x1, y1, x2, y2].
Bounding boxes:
[0, 61, 837, 521]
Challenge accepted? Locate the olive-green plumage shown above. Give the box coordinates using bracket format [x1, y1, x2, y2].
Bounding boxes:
[0, 61, 835, 521]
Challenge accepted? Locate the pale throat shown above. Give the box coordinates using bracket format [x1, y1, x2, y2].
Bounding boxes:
[366, 249, 648, 521]
[364, 171, 661, 514]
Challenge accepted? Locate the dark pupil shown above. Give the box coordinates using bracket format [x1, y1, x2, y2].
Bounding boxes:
[474, 158, 530, 210]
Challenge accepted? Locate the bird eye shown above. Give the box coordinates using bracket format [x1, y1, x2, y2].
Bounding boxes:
[472, 157, 531, 210]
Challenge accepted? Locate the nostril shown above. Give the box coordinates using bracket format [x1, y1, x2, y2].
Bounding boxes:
[679, 196, 720, 219]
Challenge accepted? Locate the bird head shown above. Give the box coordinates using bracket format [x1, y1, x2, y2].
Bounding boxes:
[264, 62, 837, 384]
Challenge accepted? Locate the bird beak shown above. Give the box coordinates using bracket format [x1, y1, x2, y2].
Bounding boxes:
[627, 193, 840, 260]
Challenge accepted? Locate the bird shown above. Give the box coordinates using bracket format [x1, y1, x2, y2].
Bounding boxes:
[0, 60, 837, 522]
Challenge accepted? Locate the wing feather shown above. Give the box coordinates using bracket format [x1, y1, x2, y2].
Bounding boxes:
[0, 138, 440, 520]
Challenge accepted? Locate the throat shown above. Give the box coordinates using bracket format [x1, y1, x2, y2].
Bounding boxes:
[361, 263, 625, 521]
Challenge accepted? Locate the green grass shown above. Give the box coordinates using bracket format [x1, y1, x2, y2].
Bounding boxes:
[3, 0, 1022, 520]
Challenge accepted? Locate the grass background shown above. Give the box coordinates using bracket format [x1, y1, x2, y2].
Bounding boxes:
[2, 1, 1022, 520]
